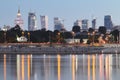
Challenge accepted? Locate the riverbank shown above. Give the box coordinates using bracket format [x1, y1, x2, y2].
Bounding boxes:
[0, 46, 104, 54]
[0, 43, 119, 54]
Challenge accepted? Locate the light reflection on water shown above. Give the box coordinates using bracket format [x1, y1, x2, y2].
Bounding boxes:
[1, 54, 120, 80]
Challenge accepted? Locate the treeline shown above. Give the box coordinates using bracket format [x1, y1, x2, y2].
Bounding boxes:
[0, 25, 119, 43]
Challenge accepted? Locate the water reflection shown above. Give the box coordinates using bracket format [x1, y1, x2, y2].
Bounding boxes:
[4, 54, 6, 80]
[57, 55, 61, 80]
[72, 55, 75, 80]
[21, 55, 24, 80]
[92, 55, 95, 80]
[1, 54, 120, 80]
[27, 55, 31, 80]
[17, 55, 20, 80]
[99, 54, 103, 80]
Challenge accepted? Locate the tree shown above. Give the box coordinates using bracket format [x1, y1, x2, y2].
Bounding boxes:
[98, 26, 106, 34]
[72, 26, 80, 33]
[110, 29, 119, 42]
[88, 28, 94, 33]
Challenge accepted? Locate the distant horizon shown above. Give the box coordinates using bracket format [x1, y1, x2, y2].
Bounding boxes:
[1, 0, 120, 31]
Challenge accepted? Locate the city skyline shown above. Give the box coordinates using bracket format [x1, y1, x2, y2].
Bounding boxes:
[1, 0, 120, 31]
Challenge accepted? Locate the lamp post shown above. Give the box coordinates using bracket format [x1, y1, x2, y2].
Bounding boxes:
[4, 31, 6, 43]
[88, 32, 90, 39]
[49, 31, 51, 43]
[92, 31, 95, 45]
[3, 28, 7, 43]
[87, 32, 90, 44]
[119, 31, 120, 43]
[58, 32, 60, 43]
[72, 31, 75, 44]
[28, 32, 30, 42]
[22, 31, 24, 36]
[88, 31, 95, 45]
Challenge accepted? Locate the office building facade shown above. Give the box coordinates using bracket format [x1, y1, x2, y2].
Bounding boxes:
[40, 15, 48, 30]
[92, 19, 96, 29]
[54, 17, 64, 31]
[74, 20, 82, 27]
[28, 12, 37, 31]
[82, 19, 89, 31]
[104, 15, 113, 30]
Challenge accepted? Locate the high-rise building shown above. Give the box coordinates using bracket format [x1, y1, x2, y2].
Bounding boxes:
[14, 8, 24, 29]
[92, 19, 96, 29]
[74, 20, 82, 27]
[28, 12, 37, 31]
[104, 15, 113, 30]
[40, 15, 48, 30]
[82, 19, 89, 31]
[54, 17, 64, 31]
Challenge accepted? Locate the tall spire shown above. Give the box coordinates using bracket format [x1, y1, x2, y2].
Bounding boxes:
[18, 8, 20, 13]
[14, 7, 24, 29]
[17, 7, 21, 16]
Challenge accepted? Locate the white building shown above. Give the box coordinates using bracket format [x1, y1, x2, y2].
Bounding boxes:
[17, 36, 27, 42]
[65, 39, 80, 44]
[28, 12, 37, 31]
[40, 15, 48, 30]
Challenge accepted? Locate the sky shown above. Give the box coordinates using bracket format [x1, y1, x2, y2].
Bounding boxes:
[0, 0, 120, 31]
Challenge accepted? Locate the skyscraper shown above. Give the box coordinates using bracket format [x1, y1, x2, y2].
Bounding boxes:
[74, 20, 82, 27]
[14, 8, 24, 29]
[82, 19, 89, 31]
[40, 15, 48, 30]
[54, 17, 64, 31]
[104, 15, 113, 30]
[92, 19, 96, 29]
[28, 12, 37, 31]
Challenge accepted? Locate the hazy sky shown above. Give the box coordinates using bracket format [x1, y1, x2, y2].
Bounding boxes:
[0, 0, 120, 31]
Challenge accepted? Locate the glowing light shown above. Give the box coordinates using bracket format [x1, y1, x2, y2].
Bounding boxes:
[17, 55, 20, 80]
[108, 55, 112, 80]
[28, 55, 31, 80]
[105, 56, 109, 80]
[4, 54, 6, 80]
[22, 55, 24, 80]
[72, 55, 75, 80]
[92, 55, 96, 80]
[57, 55, 61, 80]
[99, 55, 103, 79]
[88, 55, 90, 80]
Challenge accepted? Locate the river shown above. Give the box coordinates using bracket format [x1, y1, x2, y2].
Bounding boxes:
[0, 53, 120, 80]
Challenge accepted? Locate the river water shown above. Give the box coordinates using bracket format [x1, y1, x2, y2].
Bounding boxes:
[0, 54, 120, 80]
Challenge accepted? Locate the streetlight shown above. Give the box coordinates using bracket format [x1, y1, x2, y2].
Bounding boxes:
[22, 31, 24, 36]
[72, 31, 75, 44]
[4, 31, 6, 43]
[88, 31, 95, 45]
[3, 28, 7, 43]
[28, 32, 30, 42]
[58, 32, 60, 43]
[92, 31, 95, 45]
[88, 32, 90, 39]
